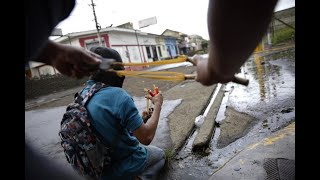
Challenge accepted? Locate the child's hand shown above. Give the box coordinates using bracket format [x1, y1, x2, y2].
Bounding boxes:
[142, 108, 153, 123]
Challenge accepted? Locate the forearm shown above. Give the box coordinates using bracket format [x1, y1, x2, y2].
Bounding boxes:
[34, 40, 62, 65]
[144, 104, 161, 141]
[207, 0, 278, 77]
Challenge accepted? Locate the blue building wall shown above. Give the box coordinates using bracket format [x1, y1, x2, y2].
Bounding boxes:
[165, 38, 177, 58]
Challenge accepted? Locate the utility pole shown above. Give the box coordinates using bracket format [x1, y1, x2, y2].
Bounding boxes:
[90, 0, 102, 46]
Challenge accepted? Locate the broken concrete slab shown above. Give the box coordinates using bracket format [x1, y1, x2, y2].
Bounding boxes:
[217, 107, 255, 148]
[192, 85, 225, 151]
[163, 81, 217, 151]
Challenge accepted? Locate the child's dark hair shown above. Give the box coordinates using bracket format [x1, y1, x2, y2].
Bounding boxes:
[89, 46, 125, 87]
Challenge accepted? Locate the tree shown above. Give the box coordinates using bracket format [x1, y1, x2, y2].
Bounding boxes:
[201, 40, 209, 51]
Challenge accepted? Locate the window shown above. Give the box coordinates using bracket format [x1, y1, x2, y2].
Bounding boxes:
[85, 40, 105, 50]
[146, 46, 152, 58]
[158, 46, 162, 57]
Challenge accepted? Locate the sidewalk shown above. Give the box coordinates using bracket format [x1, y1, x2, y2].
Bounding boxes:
[209, 122, 295, 180]
[25, 86, 84, 110]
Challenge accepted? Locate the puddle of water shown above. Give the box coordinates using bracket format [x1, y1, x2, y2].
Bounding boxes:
[215, 85, 233, 124]
[212, 127, 221, 142]
[168, 48, 295, 179]
[229, 48, 295, 118]
[206, 47, 295, 171]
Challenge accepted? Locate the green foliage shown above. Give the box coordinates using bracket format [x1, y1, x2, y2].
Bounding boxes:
[164, 148, 174, 165]
[188, 49, 206, 56]
[201, 40, 208, 50]
[272, 27, 295, 45]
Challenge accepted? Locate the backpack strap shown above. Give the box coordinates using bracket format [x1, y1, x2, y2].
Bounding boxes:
[78, 82, 123, 150]
[80, 82, 107, 106]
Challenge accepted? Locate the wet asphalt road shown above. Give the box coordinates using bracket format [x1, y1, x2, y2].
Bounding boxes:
[161, 47, 295, 180]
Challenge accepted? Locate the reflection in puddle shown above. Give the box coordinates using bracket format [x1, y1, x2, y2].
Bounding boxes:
[254, 54, 266, 101]
[205, 46, 295, 174]
[249, 47, 294, 106]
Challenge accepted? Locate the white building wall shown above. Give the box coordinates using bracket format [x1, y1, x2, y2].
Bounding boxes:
[30, 68, 40, 79]
[156, 37, 169, 59]
[111, 46, 130, 63]
[39, 65, 57, 76]
[29, 61, 44, 68]
[54, 30, 164, 68]
[28, 61, 59, 78]
[109, 31, 139, 45]
[109, 31, 158, 63]
[127, 46, 143, 63]
[70, 38, 81, 47]
[164, 45, 169, 58]
[159, 43, 168, 58]
[64, 38, 80, 47]
[140, 35, 157, 45]
[56, 37, 81, 47]
[141, 35, 159, 62]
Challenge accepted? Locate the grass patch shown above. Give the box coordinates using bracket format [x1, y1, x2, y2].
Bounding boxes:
[265, 48, 295, 61]
[271, 27, 295, 45]
[157, 148, 175, 179]
[164, 148, 175, 167]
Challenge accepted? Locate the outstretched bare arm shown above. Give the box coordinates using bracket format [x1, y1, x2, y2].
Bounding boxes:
[196, 0, 278, 85]
[35, 40, 102, 79]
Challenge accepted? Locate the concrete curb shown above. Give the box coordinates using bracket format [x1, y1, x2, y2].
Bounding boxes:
[163, 81, 217, 151]
[192, 85, 225, 151]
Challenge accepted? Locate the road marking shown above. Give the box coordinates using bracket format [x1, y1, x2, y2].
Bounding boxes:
[248, 122, 295, 150]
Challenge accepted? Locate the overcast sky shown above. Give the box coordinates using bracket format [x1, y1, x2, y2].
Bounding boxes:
[55, 0, 295, 40]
